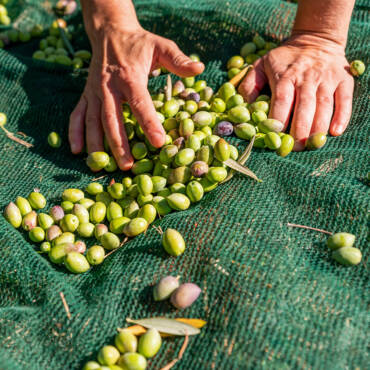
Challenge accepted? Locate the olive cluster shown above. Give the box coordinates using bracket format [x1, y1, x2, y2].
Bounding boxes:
[32, 18, 91, 68]
[0, 21, 43, 49]
[226, 35, 278, 80]
[327, 232, 362, 266]
[82, 327, 162, 370]
[3, 181, 193, 274]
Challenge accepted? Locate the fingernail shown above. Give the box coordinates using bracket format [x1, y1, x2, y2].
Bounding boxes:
[152, 131, 166, 148]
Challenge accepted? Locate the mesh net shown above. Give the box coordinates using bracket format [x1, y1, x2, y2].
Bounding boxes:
[0, 0, 369, 369]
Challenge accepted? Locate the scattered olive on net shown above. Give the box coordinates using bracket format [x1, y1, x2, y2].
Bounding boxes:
[162, 228, 186, 256]
[332, 247, 362, 266]
[47, 132, 61, 148]
[170, 282, 202, 309]
[327, 232, 355, 250]
[349, 60, 366, 76]
[306, 133, 327, 150]
[153, 275, 180, 301]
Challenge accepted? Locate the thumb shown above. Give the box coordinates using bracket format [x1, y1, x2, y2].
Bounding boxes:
[157, 38, 204, 77]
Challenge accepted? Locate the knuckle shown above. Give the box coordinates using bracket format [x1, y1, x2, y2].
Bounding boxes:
[274, 89, 291, 104]
[317, 94, 332, 106]
[128, 95, 145, 111]
[172, 53, 187, 67]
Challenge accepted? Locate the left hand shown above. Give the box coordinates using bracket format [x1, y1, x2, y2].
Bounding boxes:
[238, 34, 354, 150]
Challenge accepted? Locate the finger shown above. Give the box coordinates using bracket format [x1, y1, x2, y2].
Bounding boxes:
[310, 84, 334, 135]
[85, 95, 104, 153]
[238, 58, 267, 103]
[329, 78, 354, 136]
[101, 90, 134, 171]
[126, 83, 166, 148]
[268, 78, 295, 130]
[290, 83, 317, 151]
[69, 96, 87, 154]
[157, 39, 204, 77]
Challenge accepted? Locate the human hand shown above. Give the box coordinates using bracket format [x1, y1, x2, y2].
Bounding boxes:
[239, 34, 354, 150]
[69, 24, 204, 170]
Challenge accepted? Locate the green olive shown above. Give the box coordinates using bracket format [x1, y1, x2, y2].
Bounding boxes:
[138, 328, 162, 358]
[169, 183, 186, 194]
[122, 177, 132, 189]
[182, 76, 195, 88]
[214, 138, 230, 162]
[60, 214, 79, 233]
[123, 218, 148, 237]
[206, 167, 228, 182]
[194, 80, 207, 92]
[28, 191, 46, 210]
[218, 82, 236, 102]
[174, 148, 195, 167]
[234, 123, 256, 140]
[204, 134, 221, 148]
[179, 118, 194, 138]
[137, 204, 157, 224]
[98, 345, 120, 366]
[240, 42, 257, 57]
[101, 232, 120, 250]
[199, 86, 214, 102]
[105, 156, 117, 172]
[137, 194, 153, 207]
[86, 182, 104, 196]
[249, 101, 269, 113]
[350, 60, 366, 76]
[200, 177, 218, 192]
[159, 145, 178, 165]
[166, 193, 190, 211]
[151, 176, 167, 193]
[184, 100, 198, 115]
[109, 216, 131, 234]
[4, 202, 22, 228]
[167, 166, 191, 185]
[161, 99, 180, 118]
[108, 183, 126, 200]
[107, 202, 123, 222]
[157, 188, 171, 197]
[37, 213, 54, 230]
[124, 200, 140, 219]
[82, 361, 101, 370]
[115, 330, 138, 353]
[186, 181, 204, 202]
[251, 110, 267, 124]
[332, 247, 362, 266]
[327, 232, 355, 250]
[162, 228, 186, 256]
[87, 151, 110, 171]
[61, 201, 74, 213]
[96, 192, 113, 206]
[62, 188, 84, 203]
[306, 133, 327, 150]
[258, 119, 284, 134]
[89, 202, 107, 224]
[276, 134, 294, 157]
[152, 196, 172, 216]
[185, 134, 201, 152]
[264, 132, 282, 150]
[228, 68, 241, 79]
[229, 145, 239, 160]
[210, 98, 226, 113]
[77, 222, 95, 238]
[192, 111, 213, 128]
[226, 94, 244, 110]
[132, 142, 148, 160]
[40, 241, 51, 253]
[86, 245, 105, 265]
[48, 132, 62, 148]
[117, 353, 147, 370]
[196, 145, 213, 164]
[52, 232, 75, 246]
[72, 204, 90, 224]
[227, 55, 244, 69]
[253, 133, 266, 148]
[65, 252, 90, 274]
[49, 244, 69, 264]
[137, 174, 153, 196]
[228, 106, 250, 123]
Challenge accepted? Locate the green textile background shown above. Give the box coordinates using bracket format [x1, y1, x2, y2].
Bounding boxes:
[0, 0, 369, 369]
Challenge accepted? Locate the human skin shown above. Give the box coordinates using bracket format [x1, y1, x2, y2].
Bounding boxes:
[239, 0, 356, 150]
[69, 0, 356, 167]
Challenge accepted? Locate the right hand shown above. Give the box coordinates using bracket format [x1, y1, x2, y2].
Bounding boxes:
[69, 25, 204, 170]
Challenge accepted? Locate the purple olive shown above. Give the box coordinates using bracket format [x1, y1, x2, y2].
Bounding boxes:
[173, 136, 185, 149]
[214, 121, 233, 136]
[49, 205, 65, 222]
[191, 161, 209, 177]
[186, 92, 200, 103]
[74, 240, 86, 254]
[170, 283, 201, 309]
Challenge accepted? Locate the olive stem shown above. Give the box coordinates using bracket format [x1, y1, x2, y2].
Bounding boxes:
[152, 225, 163, 235]
[59, 292, 71, 320]
[0, 125, 33, 148]
[160, 333, 189, 370]
[165, 75, 172, 101]
[91, 174, 107, 181]
[104, 237, 129, 258]
[287, 223, 333, 235]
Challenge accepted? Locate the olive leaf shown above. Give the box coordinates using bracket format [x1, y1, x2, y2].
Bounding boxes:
[126, 317, 200, 336]
[224, 159, 262, 182]
[222, 136, 258, 183]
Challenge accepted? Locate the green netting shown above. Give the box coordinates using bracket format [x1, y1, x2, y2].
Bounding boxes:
[0, 0, 369, 369]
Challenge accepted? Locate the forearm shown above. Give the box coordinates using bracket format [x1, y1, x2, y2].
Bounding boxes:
[293, 0, 355, 47]
[80, 0, 140, 43]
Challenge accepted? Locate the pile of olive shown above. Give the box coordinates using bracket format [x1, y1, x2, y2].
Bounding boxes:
[327, 232, 362, 266]
[82, 328, 162, 370]
[0, 2, 10, 27]
[0, 22, 44, 49]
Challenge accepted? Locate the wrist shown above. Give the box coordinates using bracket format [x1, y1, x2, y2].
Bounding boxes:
[286, 33, 346, 54]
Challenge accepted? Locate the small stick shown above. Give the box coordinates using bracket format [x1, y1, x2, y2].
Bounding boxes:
[104, 237, 129, 258]
[59, 292, 71, 320]
[91, 175, 107, 181]
[16, 131, 27, 137]
[160, 333, 189, 370]
[152, 225, 164, 235]
[1, 126, 33, 148]
[165, 75, 172, 101]
[287, 223, 333, 235]
[58, 26, 75, 57]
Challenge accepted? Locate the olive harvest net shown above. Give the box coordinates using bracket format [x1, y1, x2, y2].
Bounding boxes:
[0, 0, 369, 369]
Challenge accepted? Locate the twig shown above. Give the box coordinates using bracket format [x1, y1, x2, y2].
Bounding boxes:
[229, 65, 253, 87]
[152, 225, 163, 235]
[92, 175, 107, 181]
[16, 131, 27, 137]
[1, 126, 33, 148]
[104, 237, 129, 258]
[59, 292, 71, 320]
[160, 334, 189, 370]
[287, 223, 333, 235]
